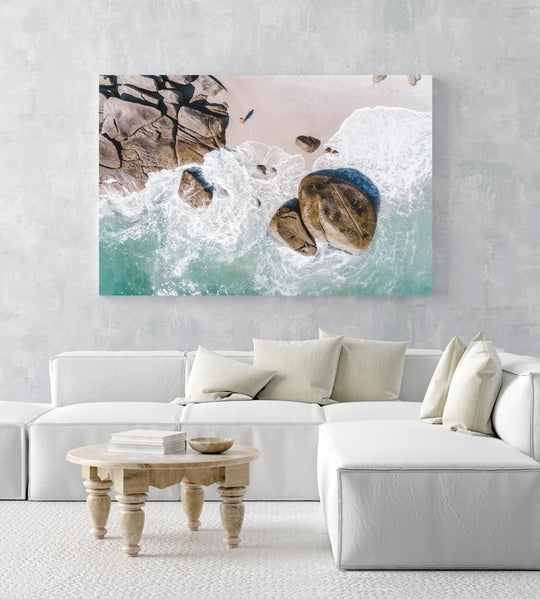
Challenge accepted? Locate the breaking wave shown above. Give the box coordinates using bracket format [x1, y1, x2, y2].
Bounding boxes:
[99, 107, 432, 295]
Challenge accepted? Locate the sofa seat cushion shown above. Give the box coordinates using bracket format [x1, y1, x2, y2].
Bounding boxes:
[28, 402, 183, 500]
[321, 420, 539, 469]
[180, 400, 324, 501]
[318, 421, 540, 569]
[181, 399, 324, 424]
[34, 402, 183, 424]
[323, 401, 420, 422]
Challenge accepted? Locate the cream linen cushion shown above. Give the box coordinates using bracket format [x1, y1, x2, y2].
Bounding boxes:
[253, 337, 343, 404]
[319, 329, 408, 402]
[442, 333, 502, 436]
[179, 345, 276, 404]
[420, 336, 467, 423]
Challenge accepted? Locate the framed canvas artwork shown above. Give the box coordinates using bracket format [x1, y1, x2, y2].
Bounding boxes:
[99, 75, 432, 295]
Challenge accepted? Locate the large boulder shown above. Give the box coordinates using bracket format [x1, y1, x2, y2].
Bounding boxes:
[166, 75, 198, 86]
[178, 167, 214, 208]
[295, 135, 320, 153]
[98, 75, 230, 195]
[191, 75, 226, 102]
[99, 75, 116, 87]
[123, 114, 177, 172]
[160, 89, 184, 118]
[117, 85, 161, 107]
[101, 97, 162, 141]
[176, 105, 227, 164]
[116, 75, 159, 92]
[99, 135, 121, 169]
[270, 198, 317, 256]
[298, 168, 379, 254]
[99, 159, 148, 195]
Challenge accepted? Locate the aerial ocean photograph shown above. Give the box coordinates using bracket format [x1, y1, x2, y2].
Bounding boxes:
[98, 75, 432, 296]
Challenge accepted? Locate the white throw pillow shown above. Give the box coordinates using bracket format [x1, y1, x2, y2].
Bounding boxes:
[319, 330, 408, 402]
[442, 333, 502, 436]
[253, 337, 343, 404]
[420, 336, 467, 423]
[179, 345, 276, 404]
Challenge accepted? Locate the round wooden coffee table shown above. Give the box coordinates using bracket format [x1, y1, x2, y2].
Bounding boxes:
[66, 443, 260, 557]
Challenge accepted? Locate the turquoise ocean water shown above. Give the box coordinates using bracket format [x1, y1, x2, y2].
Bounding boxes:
[99, 107, 432, 296]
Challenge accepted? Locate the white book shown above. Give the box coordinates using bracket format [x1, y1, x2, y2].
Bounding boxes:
[107, 440, 187, 455]
[110, 429, 186, 445]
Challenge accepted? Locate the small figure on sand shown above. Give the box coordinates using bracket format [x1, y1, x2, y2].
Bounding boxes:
[240, 109, 254, 124]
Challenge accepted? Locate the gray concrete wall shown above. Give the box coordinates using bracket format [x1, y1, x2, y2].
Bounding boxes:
[1, 0, 540, 402]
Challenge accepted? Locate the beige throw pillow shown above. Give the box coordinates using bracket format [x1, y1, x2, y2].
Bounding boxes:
[180, 345, 276, 404]
[319, 329, 409, 402]
[253, 337, 343, 404]
[442, 333, 502, 436]
[420, 336, 467, 423]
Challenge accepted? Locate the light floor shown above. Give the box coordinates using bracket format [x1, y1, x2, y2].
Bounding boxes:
[0, 501, 538, 599]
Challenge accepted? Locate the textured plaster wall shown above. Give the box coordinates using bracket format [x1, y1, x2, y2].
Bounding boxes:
[1, 0, 540, 402]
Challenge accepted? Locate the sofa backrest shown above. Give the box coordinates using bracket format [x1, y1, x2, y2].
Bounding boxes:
[50, 351, 185, 407]
[184, 349, 443, 402]
[492, 352, 540, 462]
[49, 350, 540, 462]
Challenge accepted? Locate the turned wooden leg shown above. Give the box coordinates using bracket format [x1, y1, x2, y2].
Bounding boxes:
[181, 482, 204, 531]
[116, 492, 147, 557]
[218, 485, 246, 548]
[83, 478, 112, 539]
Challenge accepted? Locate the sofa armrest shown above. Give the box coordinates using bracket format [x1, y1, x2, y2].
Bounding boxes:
[492, 352, 540, 462]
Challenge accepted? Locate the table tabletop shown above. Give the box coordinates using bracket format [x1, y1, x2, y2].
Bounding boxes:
[66, 443, 260, 470]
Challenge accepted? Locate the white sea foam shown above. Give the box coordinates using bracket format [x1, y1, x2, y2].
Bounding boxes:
[100, 107, 432, 295]
[313, 107, 432, 209]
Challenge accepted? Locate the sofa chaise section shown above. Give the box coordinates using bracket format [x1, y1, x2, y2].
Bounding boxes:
[318, 420, 540, 569]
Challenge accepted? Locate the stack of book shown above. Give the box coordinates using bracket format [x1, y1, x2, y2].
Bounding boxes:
[108, 430, 187, 455]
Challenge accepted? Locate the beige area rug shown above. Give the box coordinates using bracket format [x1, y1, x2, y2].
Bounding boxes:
[0, 501, 538, 599]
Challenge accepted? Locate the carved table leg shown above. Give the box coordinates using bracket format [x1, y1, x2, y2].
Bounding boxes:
[181, 482, 204, 531]
[218, 485, 246, 548]
[83, 478, 112, 539]
[116, 492, 147, 557]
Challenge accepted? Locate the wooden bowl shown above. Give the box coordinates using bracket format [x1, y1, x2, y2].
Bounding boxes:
[188, 437, 234, 454]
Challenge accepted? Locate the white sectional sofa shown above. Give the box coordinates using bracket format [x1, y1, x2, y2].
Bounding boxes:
[25, 349, 440, 501]
[2, 346, 540, 569]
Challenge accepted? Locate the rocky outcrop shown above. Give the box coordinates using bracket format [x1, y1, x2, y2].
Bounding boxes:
[270, 199, 317, 256]
[191, 75, 226, 102]
[175, 105, 227, 164]
[99, 75, 229, 196]
[298, 169, 379, 255]
[178, 167, 214, 208]
[99, 135, 121, 169]
[372, 74, 422, 86]
[295, 135, 320, 153]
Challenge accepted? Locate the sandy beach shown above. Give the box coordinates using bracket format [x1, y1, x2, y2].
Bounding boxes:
[217, 75, 432, 169]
